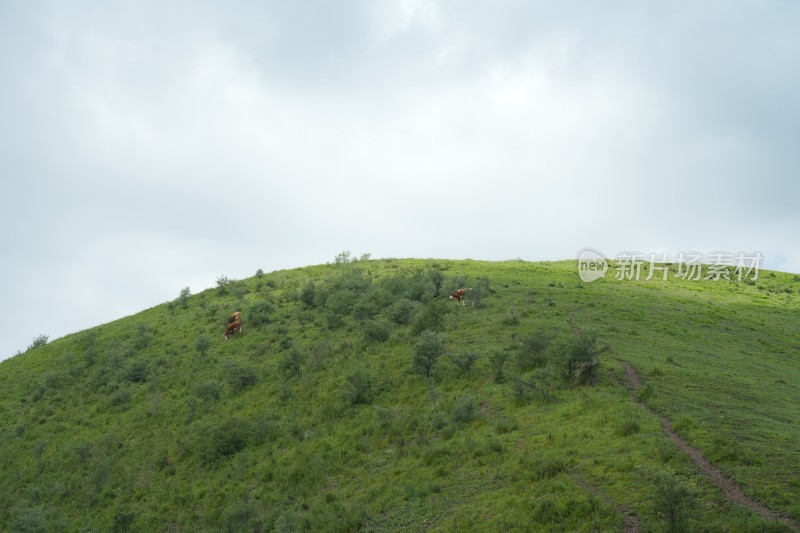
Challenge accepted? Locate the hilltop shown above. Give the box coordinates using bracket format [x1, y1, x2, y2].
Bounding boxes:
[1, 258, 798, 532]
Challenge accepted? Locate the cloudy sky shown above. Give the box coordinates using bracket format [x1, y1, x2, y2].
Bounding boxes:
[1, 1, 798, 361]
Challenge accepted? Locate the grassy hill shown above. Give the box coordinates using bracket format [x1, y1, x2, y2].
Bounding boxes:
[1, 257, 798, 532]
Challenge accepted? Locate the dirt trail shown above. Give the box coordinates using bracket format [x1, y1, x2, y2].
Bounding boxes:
[620, 360, 798, 531]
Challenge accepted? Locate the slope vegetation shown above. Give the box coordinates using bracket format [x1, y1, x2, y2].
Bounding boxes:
[1, 258, 798, 532]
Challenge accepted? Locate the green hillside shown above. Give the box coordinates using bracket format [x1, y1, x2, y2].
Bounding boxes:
[1, 258, 798, 532]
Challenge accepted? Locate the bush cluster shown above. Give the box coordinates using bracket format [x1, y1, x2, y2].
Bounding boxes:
[222, 362, 258, 392]
[304, 265, 457, 330]
[413, 331, 445, 378]
[27, 334, 49, 352]
[249, 300, 275, 326]
[563, 332, 600, 384]
[197, 417, 252, 464]
[344, 370, 376, 406]
[517, 332, 552, 371]
[449, 351, 479, 375]
[651, 469, 694, 532]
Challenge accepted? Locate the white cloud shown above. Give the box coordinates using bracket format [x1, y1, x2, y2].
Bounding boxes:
[1, 0, 799, 360]
[367, 0, 441, 41]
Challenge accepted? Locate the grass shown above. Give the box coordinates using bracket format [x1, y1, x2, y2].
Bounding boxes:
[0, 257, 798, 531]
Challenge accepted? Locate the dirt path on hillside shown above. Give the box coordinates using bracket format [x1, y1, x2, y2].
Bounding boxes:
[620, 360, 798, 531]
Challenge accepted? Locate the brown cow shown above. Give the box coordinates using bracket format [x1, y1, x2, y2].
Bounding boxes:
[224, 320, 242, 340]
[449, 288, 472, 306]
[228, 311, 241, 324]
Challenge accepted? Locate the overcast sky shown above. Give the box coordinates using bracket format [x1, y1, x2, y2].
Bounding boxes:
[1, 1, 799, 361]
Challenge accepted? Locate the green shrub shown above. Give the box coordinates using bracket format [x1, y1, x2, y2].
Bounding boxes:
[562, 331, 600, 384]
[231, 282, 248, 300]
[279, 347, 305, 378]
[488, 349, 511, 383]
[325, 290, 360, 327]
[74, 441, 93, 464]
[199, 418, 250, 464]
[469, 277, 492, 307]
[377, 270, 435, 302]
[249, 300, 275, 326]
[123, 361, 148, 383]
[134, 323, 150, 350]
[412, 330, 445, 378]
[397, 275, 436, 302]
[517, 331, 552, 371]
[112, 507, 135, 532]
[353, 288, 394, 321]
[388, 298, 417, 325]
[510, 374, 538, 404]
[344, 369, 376, 406]
[325, 309, 345, 329]
[363, 318, 393, 343]
[331, 265, 371, 293]
[80, 330, 97, 349]
[450, 394, 478, 425]
[223, 362, 258, 391]
[27, 334, 49, 351]
[91, 460, 111, 494]
[651, 469, 694, 532]
[300, 280, 317, 307]
[42, 370, 68, 391]
[193, 380, 222, 402]
[427, 268, 445, 297]
[334, 250, 352, 264]
[84, 345, 97, 366]
[501, 311, 519, 326]
[449, 351, 479, 375]
[196, 334, 211, 357]
[216, 275, 233, 295]
[177, 287, 191, 309]
[109, 387, 132, 408]
[309, 340, 332, 371]
[412, 300, 450, 335]
[9, 507, 50, 533]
